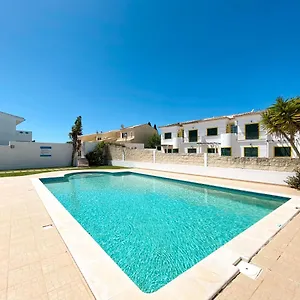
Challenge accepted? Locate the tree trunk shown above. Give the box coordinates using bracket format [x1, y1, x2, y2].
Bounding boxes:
[71, 139, 77, 166]
[282, 132, 300, 158]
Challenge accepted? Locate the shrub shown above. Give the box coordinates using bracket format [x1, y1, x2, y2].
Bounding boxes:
[86, 142, 106, 166]
[285, 168, 300, 190]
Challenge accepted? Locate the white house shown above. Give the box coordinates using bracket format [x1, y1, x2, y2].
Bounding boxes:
[160, 111, 300, 158]
[0, 111, 32, 145]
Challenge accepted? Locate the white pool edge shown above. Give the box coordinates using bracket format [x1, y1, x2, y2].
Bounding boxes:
[31, 170, 300, 300]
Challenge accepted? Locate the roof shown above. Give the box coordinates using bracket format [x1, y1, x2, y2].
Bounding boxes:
[159, 110, 265, 128]
[79, 129, 119, 139]
[0, 111, 25, 125]
[120, 123, 149, 130]
[79, 124, 151, 139]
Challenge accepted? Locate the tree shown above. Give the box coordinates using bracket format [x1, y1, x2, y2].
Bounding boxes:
[146, 133, 161, 148]
[85, 142, 106, 166]
[69, 116, 83, 165]
[261, 96, 300, 158]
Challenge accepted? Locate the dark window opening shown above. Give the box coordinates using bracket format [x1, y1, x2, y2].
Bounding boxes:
[244, 147, 258, 157]
[189, 130, 198, 142]
[274, 147, 291, 157]
[164, 132, 172, 139]
[188, 148, 197, 153]
[245, 123, 259, 140]
[221, 147, 231, 156]
[207, 127, 218, 136]
[230, 125, 237, 134]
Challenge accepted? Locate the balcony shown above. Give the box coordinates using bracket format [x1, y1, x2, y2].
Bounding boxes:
[116, 136, 135, 143]
[236, 131, 268, 141]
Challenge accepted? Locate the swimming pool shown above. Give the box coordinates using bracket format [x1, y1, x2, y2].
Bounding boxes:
[42, 172, 288, 293]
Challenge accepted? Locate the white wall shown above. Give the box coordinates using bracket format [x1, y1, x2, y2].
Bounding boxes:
[0, 114, 16, 145]
[15, 130, 32, 142]
[235, 114, 266, 140]
[83, 142, 99, 155]
[109, 160, 292, 185]
[0, 142, 72, 170]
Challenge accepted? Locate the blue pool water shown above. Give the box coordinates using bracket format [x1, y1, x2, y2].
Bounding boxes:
[42, 172, 288, 293]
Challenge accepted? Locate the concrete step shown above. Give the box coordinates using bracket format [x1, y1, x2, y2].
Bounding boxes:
[77, 157, 89, 167]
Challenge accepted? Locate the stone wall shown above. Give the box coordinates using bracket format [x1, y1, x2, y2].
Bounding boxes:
[125, 148, 153, 162]
[106, 144, 123, 160]
[106, 145, 153, 162]
[207, 154, 300, 172]
[106, 145, 300, 172]
[155, 151, 204, 165]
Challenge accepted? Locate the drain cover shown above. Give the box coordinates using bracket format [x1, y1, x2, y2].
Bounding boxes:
[237, 261, 262, 280]
[42, 224, 53, 230]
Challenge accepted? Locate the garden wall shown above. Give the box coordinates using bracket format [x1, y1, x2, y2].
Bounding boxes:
[104, 145, 298, 185]
[0, 141, 72, 170]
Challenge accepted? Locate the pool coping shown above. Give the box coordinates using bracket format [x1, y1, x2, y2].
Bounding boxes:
[31, 169, 300, 300]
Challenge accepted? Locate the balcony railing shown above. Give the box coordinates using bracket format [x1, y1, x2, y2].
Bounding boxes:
[181, 132, 269, 143]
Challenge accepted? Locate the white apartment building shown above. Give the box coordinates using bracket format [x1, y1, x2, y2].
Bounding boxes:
[160, 111, 299, 158]
[0, 111, 32, 145]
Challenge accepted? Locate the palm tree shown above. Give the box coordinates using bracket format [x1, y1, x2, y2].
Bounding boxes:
[69, 116, 83, 165]
[261, 97, 300, 158]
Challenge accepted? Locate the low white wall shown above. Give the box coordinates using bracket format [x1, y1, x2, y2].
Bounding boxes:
[109, 160, 292, 185]
[84, 142, 99, 154]
[0, 142, 72, 170]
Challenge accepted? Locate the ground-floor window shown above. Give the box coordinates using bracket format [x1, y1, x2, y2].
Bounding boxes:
[167, 148, 172, 153]
[188, 148, 197, 154]
[244, 147, 258, 157]
[207, 148, 218, 154]
[274, 146, 291, 157]
[221, 147, 231, 156]
[173, 149, 179, 153]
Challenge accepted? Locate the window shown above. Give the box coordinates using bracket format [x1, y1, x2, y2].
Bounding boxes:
[164, 132, 172, 139]
[274, 147, 291, 157]
[207, 127, 218, 136]
[207, 148, 216, 153]
[244, 147, 258, 157]
[245, 123, 259, 140]
[188, 148, 197, 153]
[230, 124, 237, 134]
[188, 130, 198, 142]
[130, 131, 133, 137]
[221, 147, 231, 156]
[97, 137, 102, 141]
[173, 149, 179, 153]
[167, 149, 172, 153]
[122, 132, 127, 138]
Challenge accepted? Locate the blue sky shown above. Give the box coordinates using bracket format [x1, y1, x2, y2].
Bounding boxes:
[1, 0, 299, 142]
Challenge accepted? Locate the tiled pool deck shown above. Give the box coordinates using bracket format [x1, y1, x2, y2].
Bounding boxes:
[1, 169, 300, 300]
